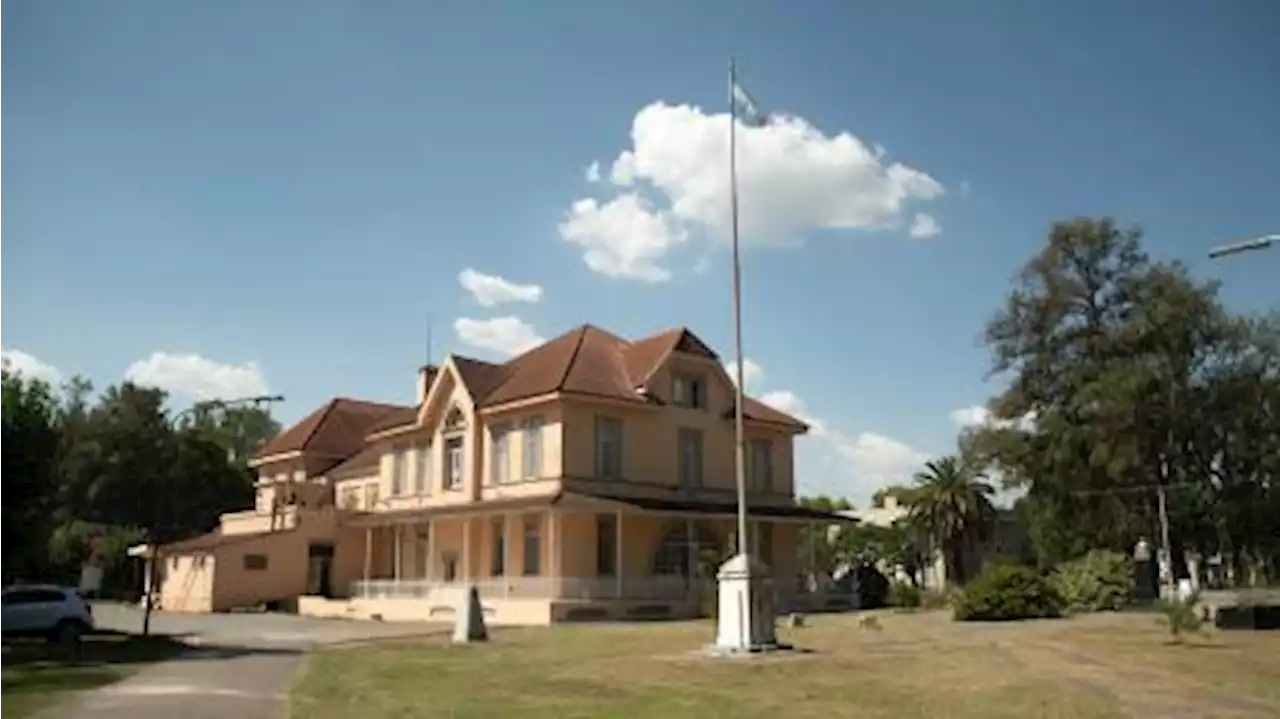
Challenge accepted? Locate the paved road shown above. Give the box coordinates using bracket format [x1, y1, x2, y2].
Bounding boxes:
[43, 604, 446, 719]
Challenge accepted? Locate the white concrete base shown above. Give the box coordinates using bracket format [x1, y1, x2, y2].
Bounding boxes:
[714, 553, 778, 652]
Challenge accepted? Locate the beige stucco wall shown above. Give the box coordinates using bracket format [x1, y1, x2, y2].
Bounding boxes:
[559, 359, 797, 496]
[156, 553, 216, 612]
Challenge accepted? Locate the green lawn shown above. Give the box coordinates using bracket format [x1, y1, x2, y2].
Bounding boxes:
[289, 611, 1280, 719]
[2, 633, 188, 719]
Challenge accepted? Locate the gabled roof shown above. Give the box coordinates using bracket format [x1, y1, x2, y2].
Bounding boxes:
[252, 398, 410, 462]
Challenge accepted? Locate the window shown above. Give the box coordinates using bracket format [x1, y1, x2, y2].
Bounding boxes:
[595, 416, 623, 480]
[522, 516, 542, 576]
[414, 444, 432, 494]
[678, 428, 704, 488]
[490, 517, 506, 576]
[445, 437, 464, 489]
[596, 514, 617, 577]
[442, 551, 458, 582]
[521, 416, 544, 479]
[243, 554, 268, 571]
[749, 439, 773, 490]
[490, 424, 511, 485]
[390, 448, 407, 496]
[672, 374, 706, 409]
[339, 487, 359, 510]
[756, 522, 774, 564]
[363, 483, 380, 509]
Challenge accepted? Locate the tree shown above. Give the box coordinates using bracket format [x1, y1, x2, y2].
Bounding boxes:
[907, 455, 995, 585]
[2, 367, 62, 581]
[966, 218, 1279, 579]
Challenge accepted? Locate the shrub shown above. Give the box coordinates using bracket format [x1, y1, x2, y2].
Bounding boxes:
[1050, 550, 1135, 613]
[921, 588, 955, 610]
[1155, 591, 1206, 643]
[953, 563, 1062, 622]
[886, 580, 921, 609]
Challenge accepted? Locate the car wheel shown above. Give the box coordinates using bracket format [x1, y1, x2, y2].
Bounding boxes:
[51, 620, 84, 645]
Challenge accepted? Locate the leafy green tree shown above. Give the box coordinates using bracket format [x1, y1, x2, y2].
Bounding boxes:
[907, 455, 995, 585]
[2, 367, 62, 580]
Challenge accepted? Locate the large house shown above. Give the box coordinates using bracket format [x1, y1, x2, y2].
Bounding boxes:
[144, 324, 846, 625]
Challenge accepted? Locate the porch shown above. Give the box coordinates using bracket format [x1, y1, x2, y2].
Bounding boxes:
[300, 491, 846, 624]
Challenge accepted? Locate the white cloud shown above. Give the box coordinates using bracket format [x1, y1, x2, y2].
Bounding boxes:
[457, 268, 544, 307]
[569, 102, 944, 279]
[1, 349, 63, 384]
[124, 352, 270, 400]
[829, 431, 930, 488]
[454, 316, 543, 357]
[557, 193, 688, 282]
[585, 161, 602, 183]
[723, 358, 764, 390]
[908, 212, 942, 239]
[950, 404, 1036, 432]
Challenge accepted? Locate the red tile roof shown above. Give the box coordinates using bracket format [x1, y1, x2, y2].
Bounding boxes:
[252, 398, 410, 462]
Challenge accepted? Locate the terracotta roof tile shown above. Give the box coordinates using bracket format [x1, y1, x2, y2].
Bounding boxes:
[365, 404, 420, 436]
[252, 398, 409, 461]
[327, 443, 383, 478]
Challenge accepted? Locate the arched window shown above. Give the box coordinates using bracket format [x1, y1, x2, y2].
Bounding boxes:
[443, 406, 466, 433]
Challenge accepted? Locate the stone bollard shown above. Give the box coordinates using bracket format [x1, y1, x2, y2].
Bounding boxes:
[452, 584, 488, 644]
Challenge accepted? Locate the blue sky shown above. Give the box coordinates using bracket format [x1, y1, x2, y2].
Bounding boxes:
[4, 0, 1278, 503]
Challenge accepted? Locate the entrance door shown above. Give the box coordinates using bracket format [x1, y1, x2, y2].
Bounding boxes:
[307, 543, 336, 597]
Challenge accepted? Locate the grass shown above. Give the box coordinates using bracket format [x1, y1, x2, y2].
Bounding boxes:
[288, 611, 1280, 719]
[1, 632, 188, 718]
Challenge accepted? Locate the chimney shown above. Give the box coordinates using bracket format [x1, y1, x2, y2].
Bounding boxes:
[417, 364, 438, 405]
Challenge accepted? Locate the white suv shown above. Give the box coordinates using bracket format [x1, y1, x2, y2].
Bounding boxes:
[2, 585, 96, 643]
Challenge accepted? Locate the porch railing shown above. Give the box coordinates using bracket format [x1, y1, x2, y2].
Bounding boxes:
[350, 574, 833, 606]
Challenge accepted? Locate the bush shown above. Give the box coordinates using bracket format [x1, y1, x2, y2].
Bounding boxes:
[1155, 591, 1206, 643]
[886, 580, 921, 609]
[1050, 550, 1135, 613]
[953, 563, 1062, 622]
[921, 588, 955, 610]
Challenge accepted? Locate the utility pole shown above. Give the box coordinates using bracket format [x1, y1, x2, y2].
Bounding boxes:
[142, 393, 284, 636]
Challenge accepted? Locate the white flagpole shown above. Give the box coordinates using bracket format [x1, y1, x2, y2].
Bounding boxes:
[728, 58, 749, 559]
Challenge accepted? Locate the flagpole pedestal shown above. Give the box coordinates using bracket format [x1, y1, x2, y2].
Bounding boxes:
[711, 553, 781, 653]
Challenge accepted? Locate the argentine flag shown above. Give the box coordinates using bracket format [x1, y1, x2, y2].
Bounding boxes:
[731, 80, 767, 128]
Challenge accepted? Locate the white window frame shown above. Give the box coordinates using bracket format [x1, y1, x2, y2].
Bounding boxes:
[522, 515, 542, 576]
[445, 438, 464, 490]
[390, 449, 406, 496]
[491, 424, 511, 485]
[414, 443, 432, 494]
[521, 416, 544, 479]
[678, 428, 703, 488]
[750, 438, 773, 490]
[595, 416, 623, 480]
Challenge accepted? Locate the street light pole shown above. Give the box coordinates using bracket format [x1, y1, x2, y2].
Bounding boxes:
[1207, 233, 1277, 259]
[142, 393, 284, 636]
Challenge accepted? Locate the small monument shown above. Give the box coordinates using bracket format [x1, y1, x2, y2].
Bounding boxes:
[452, 584, 488, 644]
[714, 553, 778, 652]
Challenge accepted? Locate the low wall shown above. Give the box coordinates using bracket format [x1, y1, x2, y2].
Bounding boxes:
[297, 594, 554, 626]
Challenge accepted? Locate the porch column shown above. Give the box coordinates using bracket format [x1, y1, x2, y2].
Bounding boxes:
[751, 520, 760, 561]
[426, 520, 436, 581]
[462, 517, 472, 581]
[615, 509, 624, 598]
[393, 524, 402, 581]
[503, 513, 514, 577]
[548, 509, 559, 598]
[363, 526, 372, 584]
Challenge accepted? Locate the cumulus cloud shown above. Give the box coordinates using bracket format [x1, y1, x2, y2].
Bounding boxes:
[124, 352, 270, 400]
[908, 212, 942, 239]
[584, 161, 602, 183]
[723, 358, 764, 390]
[950, 404, 1037, 432]
[457, 268, 544, 307]
[557, 194, 688, 282]
[751, 369, 930, 499]
[454, 316, 543, 357]
[1, 349, 63, 383]
[565, 102, 945, 280]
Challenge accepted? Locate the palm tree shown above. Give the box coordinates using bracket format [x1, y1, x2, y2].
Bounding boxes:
[906, 455, 996, 586]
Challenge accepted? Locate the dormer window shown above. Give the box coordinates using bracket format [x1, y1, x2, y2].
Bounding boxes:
[672, 374, 706, 410]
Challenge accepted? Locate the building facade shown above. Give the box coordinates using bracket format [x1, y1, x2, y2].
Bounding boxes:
[146, 325, 844, 625]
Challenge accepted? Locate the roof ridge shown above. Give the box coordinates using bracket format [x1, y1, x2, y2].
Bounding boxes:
[554, 325, 591, 391]
[295, 399, 340, 453]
